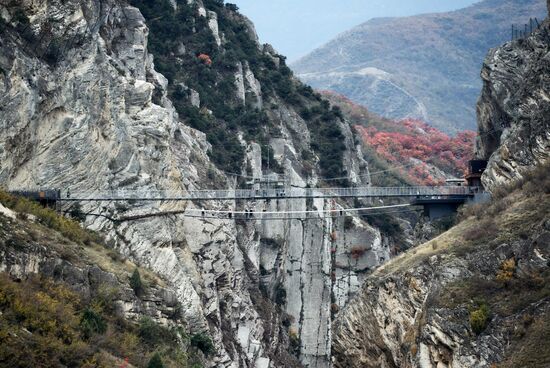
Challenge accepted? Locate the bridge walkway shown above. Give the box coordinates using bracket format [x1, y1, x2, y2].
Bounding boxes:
[56, 186, 479, 202]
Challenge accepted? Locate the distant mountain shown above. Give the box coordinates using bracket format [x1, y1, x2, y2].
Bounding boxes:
[292, 0, 547, 133]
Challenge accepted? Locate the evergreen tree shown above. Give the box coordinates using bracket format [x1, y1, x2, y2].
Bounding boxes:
[130, 268, 144, 296]
[147, 352, 165, 368]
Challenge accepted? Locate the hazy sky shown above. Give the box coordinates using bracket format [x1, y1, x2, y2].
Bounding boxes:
[232, 0, 480, 61]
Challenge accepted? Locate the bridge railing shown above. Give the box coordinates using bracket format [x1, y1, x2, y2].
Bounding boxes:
[57, 186, 478, 201]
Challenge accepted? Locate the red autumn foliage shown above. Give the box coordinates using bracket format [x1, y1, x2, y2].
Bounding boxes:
[319, 91, 475, 186]
[355, 121, 475, 185]
[197, 53, 212, 66]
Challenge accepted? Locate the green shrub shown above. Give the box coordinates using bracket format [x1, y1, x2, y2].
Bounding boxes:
[147, 352, 165, 368]
[69, 203, 86, 222]
[80, 308, 107, 338]
[307, 117, 347, 182]
[0, 272, 199, 367]
[43, 39, 62, 65]
[225, 3, 239, 12]
[364, 213, 401, 238]
[470, 302, 490, 334]
[130, 268, 144, 296]
[288, 327, 300, 353]
[94, 284, 119, 313]
[274, 282, 287, 305]
[190, 333, 215, 356]
[0, 190, 94, 244]
[495, 258, 516, 285]
[129, 0, 348, 176]
[0, 274, 88, 366]
[13, 8, 30, 26]
[138, 317, 178, 347]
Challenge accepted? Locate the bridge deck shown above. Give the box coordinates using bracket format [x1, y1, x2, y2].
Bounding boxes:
[57, 186, 479, 201]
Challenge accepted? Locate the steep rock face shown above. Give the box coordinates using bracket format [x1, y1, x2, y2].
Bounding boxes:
[235, 121, 386, 368]
[476, 16, 550, 191]
[0, 0, 388, 366]
[332, 191, 550, 368]
[0, 214, 183, 331]
[0, 2, 245, 365]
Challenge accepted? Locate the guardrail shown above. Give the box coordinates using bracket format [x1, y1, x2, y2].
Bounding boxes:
[57, 186, 479, 201]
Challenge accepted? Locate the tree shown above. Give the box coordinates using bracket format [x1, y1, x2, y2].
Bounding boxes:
[130, 268, 144, 296]
[191, 333, 215, 356]
[147, 352, 165, 368]
[80, 308, 107, 339]
[225, 3, 239, 11]
[69, 203, 86, 222]
[470, 303, 490, 334]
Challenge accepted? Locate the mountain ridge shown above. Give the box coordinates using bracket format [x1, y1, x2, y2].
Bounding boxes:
[292, 0, 547, 133]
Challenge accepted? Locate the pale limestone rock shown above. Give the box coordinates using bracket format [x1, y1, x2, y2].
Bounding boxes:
[476, 18, 550, 191]
[333, 202, 550, 367]
[0, 1, 390, 366]
[176, 42, 186, 56]
[0, 203, 16, 219]
[188, 0, 207, 17]
[241, 126, 385, 367]
[255, 357, 270, 368]
[190, 89, 201, 108]
[0, 1, 272, 365]
[235, 62, 263, 109]
[244, 62, 263, 109]
[207, 11, 222, 47]
[235, 62, 246, 104]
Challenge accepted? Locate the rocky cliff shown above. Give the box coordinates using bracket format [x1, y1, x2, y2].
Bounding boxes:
[333, 185, 550, 368]
[332, 6, 550, 368]
[0, 0, 391, 367]
[0, 197, 208, 366]
[476, 13, 550, 191]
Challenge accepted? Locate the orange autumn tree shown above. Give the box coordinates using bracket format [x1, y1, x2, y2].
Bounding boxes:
[197, 53, 212, 66]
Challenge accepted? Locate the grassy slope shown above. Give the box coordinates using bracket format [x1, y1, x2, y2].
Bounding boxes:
[0, 192, 206, 368]
[372, 164, 550, 367]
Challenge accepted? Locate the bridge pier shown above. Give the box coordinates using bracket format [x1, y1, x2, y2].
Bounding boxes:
[411, 197, 468, 220]
[421, 202, 461, 220]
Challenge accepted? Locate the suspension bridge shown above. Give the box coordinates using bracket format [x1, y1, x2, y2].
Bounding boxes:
[24, 185, 477, 201]
[9, 184, 485, 220]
